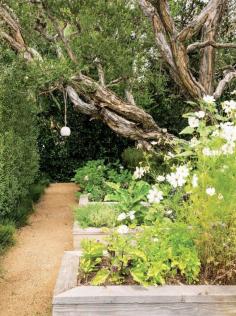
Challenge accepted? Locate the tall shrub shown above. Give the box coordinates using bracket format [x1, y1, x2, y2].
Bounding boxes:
[0, 61, 39, 223]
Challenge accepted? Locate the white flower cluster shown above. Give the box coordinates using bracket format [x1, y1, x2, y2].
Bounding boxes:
[117, 225, 129, 234]
[203, 95, 215, 104]
[222, 100, 236, 116]
[133, 166, 149, 179]
[126, 0, 136, 10]
[206, 187, 216, 196]
[147, 186, 163, 204]
[188, 110, 205, 128]
[117, 210, 135, 221]
[166, 165, 189, 188]
[219, 122, 236, 143]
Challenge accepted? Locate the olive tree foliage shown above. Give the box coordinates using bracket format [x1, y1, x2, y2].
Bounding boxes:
[0, 0, 235, 147]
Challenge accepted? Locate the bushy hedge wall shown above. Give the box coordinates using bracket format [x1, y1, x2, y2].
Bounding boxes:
[37, 100, 132, 182]
[0, 62, 39, 224]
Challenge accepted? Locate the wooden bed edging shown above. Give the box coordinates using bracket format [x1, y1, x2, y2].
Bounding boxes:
[53, 251, 236, 316]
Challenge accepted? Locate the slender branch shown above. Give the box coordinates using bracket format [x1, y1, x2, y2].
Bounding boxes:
[107, 77, 124, 87]
[187, 40, 236, 53]
[139, 0, 176, 70]
[41, 3, 78, 64]
[94, 58, 106, 87]
[214, 71, 236, 99]
[177, 0, 224, 42]
[148, 0, 177, 36]
[125, 89, 136, 106]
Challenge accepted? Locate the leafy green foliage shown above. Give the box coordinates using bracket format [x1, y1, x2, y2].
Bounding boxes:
[0, 223, 15, 254]
[72, 160, 132, 201]
[0, 61, 39, 224]
[121, 147, 145, 170]
[74, 203, 119, 228]
[105, 180, 150, 225]
[79, 220, 200, 286]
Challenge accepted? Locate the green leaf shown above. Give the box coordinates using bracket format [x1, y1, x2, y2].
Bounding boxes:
[180, 126, 194, 135]
[130, 269, 148, 286]
[91, 269, 110, 285]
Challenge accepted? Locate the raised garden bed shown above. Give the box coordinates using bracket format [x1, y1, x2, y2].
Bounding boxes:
[53, 251, 236, 316]
[73, 194, 136, 249]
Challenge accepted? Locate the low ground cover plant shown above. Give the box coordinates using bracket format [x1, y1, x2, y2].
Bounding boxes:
[72, 160, 132, 201]
[78, 219, 200, 286]
[78, 96, 236, 285]
[74, 203, 119, 228]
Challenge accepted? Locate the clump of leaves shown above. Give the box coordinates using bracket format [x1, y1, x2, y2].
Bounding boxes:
[0, 223, 15, 253]
[74, 203, 119, 228]
[78, 219, 200, 286]
[72, 160, 132, 201]
[105, 180, 151, 225]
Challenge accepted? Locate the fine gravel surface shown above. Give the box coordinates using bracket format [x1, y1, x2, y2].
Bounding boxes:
[0, 183, 77, 316]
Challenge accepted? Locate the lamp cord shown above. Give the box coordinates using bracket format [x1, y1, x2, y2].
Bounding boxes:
[63, 89, 68, 126]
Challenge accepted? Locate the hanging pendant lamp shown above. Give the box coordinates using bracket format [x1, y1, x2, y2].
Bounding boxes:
[60, 89, 71, 137]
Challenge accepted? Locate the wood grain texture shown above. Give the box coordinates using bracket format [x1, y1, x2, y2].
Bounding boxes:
[53, 251, 81, 296]
[53, 303, 236, 316]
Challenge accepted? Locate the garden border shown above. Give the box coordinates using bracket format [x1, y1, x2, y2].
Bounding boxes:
[52, 251, 236, 316]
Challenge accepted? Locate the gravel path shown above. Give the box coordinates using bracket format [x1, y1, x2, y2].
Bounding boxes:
[0, 183, 77, 316]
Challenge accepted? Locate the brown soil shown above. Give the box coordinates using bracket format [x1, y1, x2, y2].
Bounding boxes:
[0, 183, 77, 316]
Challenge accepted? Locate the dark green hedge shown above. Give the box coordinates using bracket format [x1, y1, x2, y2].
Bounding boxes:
[37, 101, 132, 182]
[0, 62, 39, 224]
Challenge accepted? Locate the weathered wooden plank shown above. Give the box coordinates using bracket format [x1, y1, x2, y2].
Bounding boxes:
[53, 252, 236, 316]
[53, 303, 236, 316]
[54, 284, 236, 304]
[78, 194, 89, 206]
[53, 251, 81, 296]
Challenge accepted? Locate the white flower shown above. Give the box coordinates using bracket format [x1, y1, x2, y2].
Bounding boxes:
[219, 122, 236, 143]
[195, 111, 205, 118]
[221, 142, 235, 155]
[130, 31, 136, 39]
[117, 225, 129, 234]
[222, 100, 236, 114]
[206, 187, 216, 196]
[166, 165, 189, 188]
[165, 210, 173, 215]
[188, 117, 199, 128]
[190, 137, 199, 148]
[167, 152, 175, 158]
[203, 95, 215, 104]
[128, 210, 135, 220]
[192, 174, 198, 188]
[147, 186, 163, 204]
[202, 147, 212, 156]
[117, 212, 127, 221]
[151, 141, 158, 145]
[84, 175, 89, 181]
[133, 167, 146, 179]
[156, 175, 165, 182]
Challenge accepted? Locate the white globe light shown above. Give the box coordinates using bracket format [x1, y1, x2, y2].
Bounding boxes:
[60, 126, 71, 137]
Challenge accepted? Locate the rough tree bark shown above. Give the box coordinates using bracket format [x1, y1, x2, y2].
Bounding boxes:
[140, 0, 236, 99]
